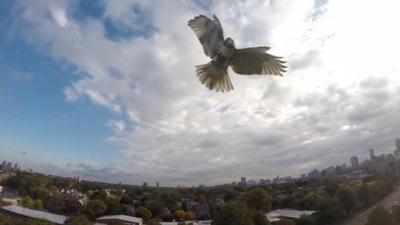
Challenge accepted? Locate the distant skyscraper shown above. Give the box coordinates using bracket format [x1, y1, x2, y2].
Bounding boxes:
[396, 139, 400, 151]
[351, 156, 359, 168]
[156, 182, 159, 188]
[240, 177, 246, 186]
[369, 149, 375, 160]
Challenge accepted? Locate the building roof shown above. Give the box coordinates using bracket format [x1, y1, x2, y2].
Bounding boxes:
[161, 221, 212, 225]
[266, 209, 316, 220]
[96, 215, 142, 223]
[1, 205, 68, 224]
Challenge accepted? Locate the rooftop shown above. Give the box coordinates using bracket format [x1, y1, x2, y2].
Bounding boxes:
[266, 209, 316, 220]
[96, 215, 142, 223]
[1, 205, 68, 224]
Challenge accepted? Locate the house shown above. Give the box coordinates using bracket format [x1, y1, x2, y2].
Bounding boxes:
[266, 209, 316, 224]
[0, 205, 68, 224]
[96, 215, 143, 225]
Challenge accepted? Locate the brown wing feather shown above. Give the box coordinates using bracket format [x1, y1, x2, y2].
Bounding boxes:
[188, 15, 224, 58]
[229, 47, 287, 76]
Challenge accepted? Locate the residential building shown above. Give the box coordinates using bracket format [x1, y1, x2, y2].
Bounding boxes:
[0, 206, 68, 224]
[266, 209, 316, 224]
[96, 215, 142, 225]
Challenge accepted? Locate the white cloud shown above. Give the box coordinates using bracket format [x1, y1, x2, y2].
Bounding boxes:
[12, 0, 400, 185]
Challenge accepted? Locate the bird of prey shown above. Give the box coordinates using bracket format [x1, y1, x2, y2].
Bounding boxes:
[188, 15, 286, 92]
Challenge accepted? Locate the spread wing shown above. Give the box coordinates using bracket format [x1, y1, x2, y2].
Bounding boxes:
[188, 15, 224, 58]
[229, 47, 287, 76]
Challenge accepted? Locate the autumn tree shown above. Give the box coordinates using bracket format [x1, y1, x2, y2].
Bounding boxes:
[21, 196, 34, 208]
[136, 206, 152, 221]
[33, 199, 44, 209]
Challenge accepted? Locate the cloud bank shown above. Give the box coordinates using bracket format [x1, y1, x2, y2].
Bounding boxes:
[9, 0, 400, 185]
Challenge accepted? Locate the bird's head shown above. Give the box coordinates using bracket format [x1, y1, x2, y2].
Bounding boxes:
[224, 38, 235, 49]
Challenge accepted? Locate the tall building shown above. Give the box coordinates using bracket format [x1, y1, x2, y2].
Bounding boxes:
[351, 156, 359, 168]
[396, 139, 400, 151]
[240, 177, 246, 186]
[156, 182, 159, 188]
[369, 149, 375, 160]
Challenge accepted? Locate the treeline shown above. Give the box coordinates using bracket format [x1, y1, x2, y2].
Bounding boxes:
[0, 172, 397, 225]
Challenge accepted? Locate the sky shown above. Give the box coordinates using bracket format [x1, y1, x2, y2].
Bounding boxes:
[1, 0, 400, 186]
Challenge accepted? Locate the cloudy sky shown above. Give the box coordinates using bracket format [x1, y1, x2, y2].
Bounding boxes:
[1, 0, 400, 186]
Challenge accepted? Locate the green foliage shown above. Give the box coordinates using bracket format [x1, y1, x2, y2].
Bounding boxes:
[246, 187, 272, 212]
[33, 199, 44, 209]
[213, 201, 255, 225]
[316, 197, 344, 224]
[336, 186, 358, 213]
[136, 206, 152, 221]
[83, 199, 107, 220]
[366, 206, 395, 225]
[104, 197, 123, 215]
[325, 180, 339, 196]
[64, 215, 92, 225]
[147, 218, 162, 225]
[253, 210, 270, 225]
[358, 183, 371, 205]
[0, 197, 11, 206]
[297, 216, 316, 225]
[21, 196, 34, 208]
[276, 218, 295, 225]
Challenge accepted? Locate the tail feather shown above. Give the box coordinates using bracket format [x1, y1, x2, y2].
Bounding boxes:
[195, 62, 233, 92]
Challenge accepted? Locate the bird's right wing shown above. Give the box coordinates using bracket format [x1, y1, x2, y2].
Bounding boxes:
[230, 47, 287, 76]
[188, 15, 224, 58]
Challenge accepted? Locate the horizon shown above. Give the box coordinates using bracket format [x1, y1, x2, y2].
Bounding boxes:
[1, 0, 400, 186]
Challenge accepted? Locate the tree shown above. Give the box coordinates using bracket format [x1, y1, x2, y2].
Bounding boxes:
[33, 199, 44, 209]
[366, 206, 395, 225]
[253, 210, 271, 225]
[64, 215, 92, 225]
[316, 197, 344, 224]
[247, 187, 272, 212]
[136, 206, 152, 221]
[0, 197, 11, 206]
[276, 218, 295, 225]
[147, 219, 162, 225]
[358, 183, 371, 206]
[83, 199, 107, 220]
[21, 196, 34, 208]
[104, 197, 123, 215]
[297, 216, 316, 225]
[174, 209, 187, 221]
[336, 187, 357, 213]
[214, 201, 255, 225]
[325, 180, 339, 196]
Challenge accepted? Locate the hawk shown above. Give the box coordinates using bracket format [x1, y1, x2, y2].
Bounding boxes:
[188, 15, 287, 92]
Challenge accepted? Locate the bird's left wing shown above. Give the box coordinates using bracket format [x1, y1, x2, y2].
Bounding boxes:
[188, 15, 224, 58]
[229, 47, 287, 76]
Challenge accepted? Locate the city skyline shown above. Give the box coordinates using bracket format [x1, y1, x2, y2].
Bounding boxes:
[1, 0, 400, 186]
